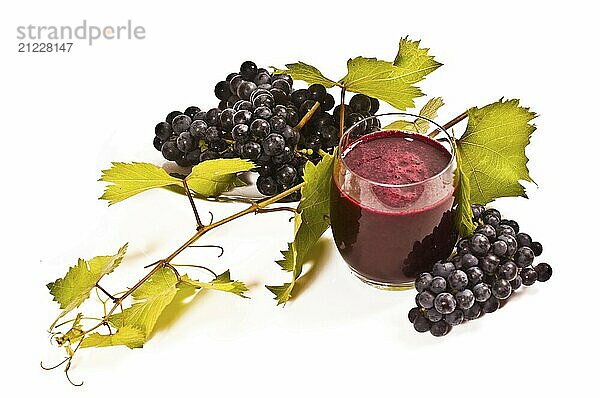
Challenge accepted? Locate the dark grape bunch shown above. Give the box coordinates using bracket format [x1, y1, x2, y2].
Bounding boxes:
[152, 61, 383, 199]
[330, 93, 381, 138]
[408, 205, 553, 337]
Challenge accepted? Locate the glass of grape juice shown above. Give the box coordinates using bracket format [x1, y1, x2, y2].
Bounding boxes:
[330, 113, 458, 290]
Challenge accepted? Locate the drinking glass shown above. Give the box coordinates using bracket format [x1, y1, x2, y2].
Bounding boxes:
[329, 113, 457, 290]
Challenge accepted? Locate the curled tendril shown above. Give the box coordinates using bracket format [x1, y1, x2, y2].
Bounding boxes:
[40, 357, 69, 370]
[188, 244, 224, 258]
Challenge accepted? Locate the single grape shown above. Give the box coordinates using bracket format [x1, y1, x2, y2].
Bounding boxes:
[430, 276, 447, 294]
[272, 79, 291, 94]
[287, 108, 300, 127]
[530, 241, 543, 256]
[205, 108, 221, 126]
[500, 219, 520, 234]
[262, 133, 286, 156]
[534, 263, 552, 282]
[417, 291, 436, 309]
[471, 204, 485, 221]
[426, 308, 443, 322]
[276, 165, 297, 185]
[472, 283, 492, 302]
[241, 141, 261, 160]
[321, 93, 335, 111]
[240, 60, 258, 80]
[307, 84, 326, 102]
[172, 114, 192, 133]
[319, 125, 338, 147]
[496, 224, 516, 237]
[189, 120, 208, 139]
[491, 279, 512, 299]
[272, 73, 293, 85]
[492, 240, 509, 257]
[408, 307, 420, 323]
[434, 292, 457, 315]
[233, 110, 252, 125]
[250, 119, 271, 138]
[445, 309, 464, 326]
[516, 233, 533, 248]
[475, 224, 497, 241]
[219, 108, 235, 132]
[482, 208, 501, 220]
[161, 140, 182, 161]
[254, 70, 272, 86]
[349, 94, 372, 113]
[291, 89, 308, 107]
[166, 110, 183, 124]
[214, 81, 231, 101]
[153, 136, 163, 151]
[496, 261, 518, 281]
[432, 261, 455, 278]
[520, 267, 538, 286]
[270, 116, 287, 133]
[369, 97, 380, 114]
[448, 270, 469, 291]
[497, 234, 518, 257]
[469, 234, 491, 256]
[184, 106, 202, 119]
[237, 81, 258, 101]
[415, 272, 433, 293]
[515, 247, 535, 267]
[457, 238, 470, 255]
[482, 296, 500, 313]
[281, 126, 300, 146]
[155, 121, 173, 141]
[510, 275, 522, 290]
[466, 267, 484, 286]
[271, 146, 293, 164]
[176, 132, 196, 153]
[463, 302, 482, 320]
[413, 315, 431, 333]
[232, 124, 250, 142]
[256, 175, 278, 196]
[205, 126, 221, 142]
[253, 93, 275, 108]
[480, 254, 501, 274]
[270, 88, 288, 105]
[430, 321, 451, 337]
[254, 106, 272, 120]
[455, 289, 475, 310]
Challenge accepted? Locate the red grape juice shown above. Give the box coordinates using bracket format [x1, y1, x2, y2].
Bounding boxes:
[330, 130, 457, 286]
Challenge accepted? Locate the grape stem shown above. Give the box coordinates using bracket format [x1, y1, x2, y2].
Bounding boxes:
[76, 181, 306, 338]
[338, 87, 346, 138]
[182, 179, 203, 229]
[428, 111, 468, 138]
[294, 101, 320, 131]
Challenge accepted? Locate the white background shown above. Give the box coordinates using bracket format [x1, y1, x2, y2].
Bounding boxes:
[1, 0, 597, 396]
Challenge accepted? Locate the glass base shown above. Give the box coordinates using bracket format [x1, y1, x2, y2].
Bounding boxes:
[349, 267, 415, 291]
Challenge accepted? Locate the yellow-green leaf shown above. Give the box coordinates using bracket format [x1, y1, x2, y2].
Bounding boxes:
[394, 37, 443, 84]
[81, 325, 146, 349]
[184, 158, 255, 197]
[267, 151, 336, 305]
[340, 57, 424, 111]
[179, 271, 249, 297]
[385, 97, 445, 133]
[100, 162, 181, 205]
[456, 99, 537, 205]
[454, 148, 476, 237]
[108, 267, 179, 337]
[272, 62, 338, 88]
[47, 244, 128, 329]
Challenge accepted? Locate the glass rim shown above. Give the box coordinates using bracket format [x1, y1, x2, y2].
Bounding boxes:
[338, 112, 456, 188]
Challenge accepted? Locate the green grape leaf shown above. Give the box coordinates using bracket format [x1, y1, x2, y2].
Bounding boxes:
[179, 271, 249, 297]
[266, 151, 336, 305]
[272, 62, 338, 88]
[456, 98, 537, 205]
[81, 325, 146, 349]
[340, 57, 425, 110]
[393, 37, 443, 83]
[385, 97, 445, 132]
[48, 244, 128, 329]
[108, 267, 179, 337]
[100, 162, 181, 205]
[184, 158, 255, 197]
[454, 148, 476, 237]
